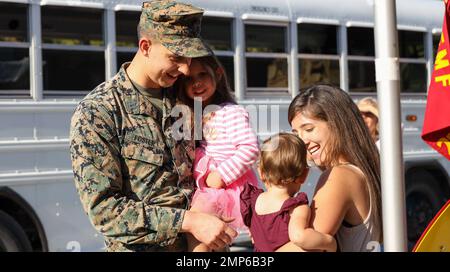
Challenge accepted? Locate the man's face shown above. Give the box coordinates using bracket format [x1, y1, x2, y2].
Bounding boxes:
[146, 42, 192, 88]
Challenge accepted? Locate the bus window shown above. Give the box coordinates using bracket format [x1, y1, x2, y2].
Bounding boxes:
[217, 56, 235, 91]
[433, 33, 441, 59]
[298, 24, 337, 55]
[41, 6, 103, 46]
[398, 30, 426, 93]
[347, 27, 375, 93]
[245, 25, 286, 53]
[116, 11, 139, 48]
[298, 23, 339, 89]
[42, 50, 105, 93]
[117, 51, 135, 68]
[41, 6, 105, 97]
[0, 3, 29, 97]
[399, 31, 425, 59]
[201, 17, 232, 51]
[347, 27, 374, 56]
[202, 17, 234, 90]
[400, 62, 427, 93]
[116, 10, 139, 69]
[245, 24, 288, 95]
[348, 60, 376, 93]
[247, 58, 288, 88]
[299, 59, 340, 88]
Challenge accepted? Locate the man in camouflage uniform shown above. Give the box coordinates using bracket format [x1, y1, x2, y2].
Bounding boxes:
[69, 0, 237, 252]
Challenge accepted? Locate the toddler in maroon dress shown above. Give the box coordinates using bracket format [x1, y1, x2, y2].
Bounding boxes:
[240, 133, 337, 252]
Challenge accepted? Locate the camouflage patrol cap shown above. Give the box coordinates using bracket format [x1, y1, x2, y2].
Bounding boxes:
[139, 0, 213, 58]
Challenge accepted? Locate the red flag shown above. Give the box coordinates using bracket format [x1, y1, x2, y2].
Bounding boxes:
[422, 0, 450, 161]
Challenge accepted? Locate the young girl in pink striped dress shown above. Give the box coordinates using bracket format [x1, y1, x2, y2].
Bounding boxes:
[177, 55, 260, 252]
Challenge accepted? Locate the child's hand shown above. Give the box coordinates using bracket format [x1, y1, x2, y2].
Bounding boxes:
[206, 171, 226, 189]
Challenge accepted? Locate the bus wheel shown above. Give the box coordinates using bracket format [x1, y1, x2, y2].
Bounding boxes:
[0, 210, 32, 252]
[406, 171, 444, 250]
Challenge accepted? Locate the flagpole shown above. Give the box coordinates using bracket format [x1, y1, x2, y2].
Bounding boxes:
[373, 0, 408, 251]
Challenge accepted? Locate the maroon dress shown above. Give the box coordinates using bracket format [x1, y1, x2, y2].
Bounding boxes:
[240, 183, 309, 252]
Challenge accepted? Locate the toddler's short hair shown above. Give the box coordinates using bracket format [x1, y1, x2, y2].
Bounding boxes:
[259, 132, 308, 186]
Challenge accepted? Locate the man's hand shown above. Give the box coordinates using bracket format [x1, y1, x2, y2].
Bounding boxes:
[182, 211, 237, 250]
[206, 171, 226, 189]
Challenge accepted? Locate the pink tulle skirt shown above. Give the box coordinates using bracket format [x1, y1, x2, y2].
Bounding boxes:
[191, 148, 259, 230]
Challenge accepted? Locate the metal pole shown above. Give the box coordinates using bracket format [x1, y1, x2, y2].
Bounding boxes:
[373, 0, 408, 251]
[104, 8, 117, 79]
[29, 3, 43, 101]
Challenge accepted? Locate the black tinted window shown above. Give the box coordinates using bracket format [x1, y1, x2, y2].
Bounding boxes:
[400, 63, 426, 93]
[299, 59, 340, 88]
[348, 61, 376, 92]
[0, 3, 28, 42]
[0, 47, 29, 91]
[201, 17, 232, 51]
[347, 27, 374, 56]
[247, 58, 288, 87]
[433, 34, 441, 60]
[298, 24, 337, 54]
[399, 31, 424, 58]
[43, 50, 104, 91]
[41, 6, 103, 46]
[246, 25, 286, 53]
[116, 11, 139, 47]
[217, 56, 234, 90]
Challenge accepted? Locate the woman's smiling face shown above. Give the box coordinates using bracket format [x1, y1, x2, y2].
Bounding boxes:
[290, 111, 332, 167]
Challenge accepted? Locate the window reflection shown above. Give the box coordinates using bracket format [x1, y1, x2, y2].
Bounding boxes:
[116, 11, 139, 48]
[201, 17, 232, 51]
[41, 6, 103, 46]
[433, 34, 441, 60]
[398, 31, 424, 59]
[298, 24, 337, 55]
[245, 25, 286, 53]
[400, 63, 426, 93]
[347, 27, 374, 56]
[0, 3, 28, 42]
[217, 56, 234, 90]
[43, 50, 104, 91]
[0, 48, 29, 91]
[348, 61, 376, 93]
[299, 59, 340, 88]
[247, 58, 288, 88]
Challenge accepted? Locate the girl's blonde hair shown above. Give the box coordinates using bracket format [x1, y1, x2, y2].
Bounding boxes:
[259, 133, 308, 186]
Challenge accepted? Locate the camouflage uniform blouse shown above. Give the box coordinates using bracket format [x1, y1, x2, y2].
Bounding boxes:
[70, 63, 195, 252]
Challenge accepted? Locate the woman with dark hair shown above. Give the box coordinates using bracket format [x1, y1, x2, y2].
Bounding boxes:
[279, 84, 382, 252]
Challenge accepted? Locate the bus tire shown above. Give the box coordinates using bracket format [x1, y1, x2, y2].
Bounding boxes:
[0, 210, 32, 252]
[405, 170, 444, 249]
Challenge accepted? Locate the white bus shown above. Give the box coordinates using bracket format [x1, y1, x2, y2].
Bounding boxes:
[0, 0, 448, 251]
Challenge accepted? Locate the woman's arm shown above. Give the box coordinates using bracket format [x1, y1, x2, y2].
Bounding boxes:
[288, 205, 336, 252]
[277, 168, 354, 251]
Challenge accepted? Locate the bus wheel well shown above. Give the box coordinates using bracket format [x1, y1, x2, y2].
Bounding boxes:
[404, 166, 450, 250]
[406, 166, 450, 201]
[0, 187, 48, 252]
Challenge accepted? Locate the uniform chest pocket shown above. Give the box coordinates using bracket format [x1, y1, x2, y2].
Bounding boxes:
[121, 143, 164, 167]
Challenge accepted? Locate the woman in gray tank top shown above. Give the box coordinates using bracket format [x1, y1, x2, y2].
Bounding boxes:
[278, 84, 382, 252]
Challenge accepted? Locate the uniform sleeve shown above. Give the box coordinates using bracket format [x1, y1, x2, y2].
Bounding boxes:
[70, 101, 185, 246]
[216, 106, 260, 185]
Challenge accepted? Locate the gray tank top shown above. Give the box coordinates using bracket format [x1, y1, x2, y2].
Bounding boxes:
[335, 164, 381, 252]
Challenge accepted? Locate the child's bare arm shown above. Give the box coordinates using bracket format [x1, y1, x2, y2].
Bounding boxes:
[288, 205, 337, 252]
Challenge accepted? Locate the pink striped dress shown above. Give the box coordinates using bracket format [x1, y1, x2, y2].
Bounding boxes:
[191, 103, 260, 230]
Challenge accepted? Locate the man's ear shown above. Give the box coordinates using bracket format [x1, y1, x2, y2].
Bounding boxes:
[138, 38, 151, 56]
